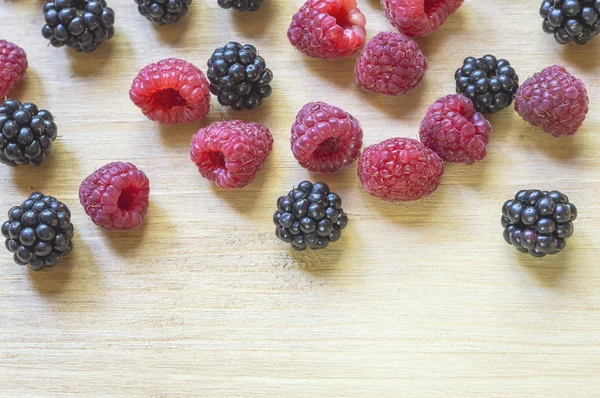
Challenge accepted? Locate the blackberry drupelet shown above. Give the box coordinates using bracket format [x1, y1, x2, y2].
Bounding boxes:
[2, 192, 74, 271]
[502, 190, 577, 258]
[274, 181, 348, 251]
[540, 0, 600, 45]
[0, 100, 57, 167]
[455, 55, 519, 114]
[218, 0, 263, 12]
[207, 42, 273, 111]
[41, 0, 115, 52]
[135, 0, 192, 25]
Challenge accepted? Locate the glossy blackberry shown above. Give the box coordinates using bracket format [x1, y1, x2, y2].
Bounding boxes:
[502, 190, 577, 258]
[455, 55, 519, 114]
[207, 42, 273, 111]
[2, 192, 74, 271]
[218, 0, 263, 11]
[274, 181, 348, 251]
[41, 0, 115, 52]
[135, 0, 192, 25]
[0, 100, 57, 167]
[540, 0, 600, 45]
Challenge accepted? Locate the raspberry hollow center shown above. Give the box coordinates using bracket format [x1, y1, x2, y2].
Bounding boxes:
[314, 137, 342, 158]
[152, 88, 187, 110]
[208, 151, 226, 169]
[117, 188, 137, 210]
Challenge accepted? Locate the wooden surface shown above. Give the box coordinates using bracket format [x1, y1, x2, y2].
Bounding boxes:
[1, 1, 600, 396]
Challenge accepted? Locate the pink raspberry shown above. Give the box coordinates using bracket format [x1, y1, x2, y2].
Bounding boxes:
[419, 94, 492, 164]
[354, 32, 427, 96]
[358, 137, 444, 201]
[291, 102, 363, 174]
[79, 162, 150, 231]
[190, 120, 273, 189]
[288, 0, 367, 59]
[129, 58, 211, 125]
[515, 65, 589, 137]
[382, 0, 465, 37]
[0, 40, 28, 98]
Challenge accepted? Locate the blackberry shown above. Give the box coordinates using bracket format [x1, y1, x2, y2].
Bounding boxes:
[540, 0, 600, 45]
[217, 0, 263, 12]
[41, 0, 115, 52]
[455, 55, 519, 114]
[135, 0, 192, 25]
[502, 190, 577, 258]
[2, 192, 74, 271]
[207, 42, 273, 111]
[0, 100, 57, 167]
[273, 181, 348, 251]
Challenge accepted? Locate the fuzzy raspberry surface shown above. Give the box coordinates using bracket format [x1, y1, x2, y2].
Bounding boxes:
[79, 162, 150, 231]
[0, 40, 28, 98]
[515, 65, 589, 137]
[419, 94, 492, 164]
[291, 102, 363, 174]
[382, 0, 464, 37]
[190, 120, 274, 189]
[358, 137, 444, 201]
[288, 0, 367, 59]
[354, 32, 427, 95]
[129, 58, 211, 125]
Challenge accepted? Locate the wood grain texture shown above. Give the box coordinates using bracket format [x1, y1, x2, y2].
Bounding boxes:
[1, 1, 600, 396]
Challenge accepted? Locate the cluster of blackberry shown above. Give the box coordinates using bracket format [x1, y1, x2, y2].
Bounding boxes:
[135, 0, 192, 25]
[540, 0, 600, 44]
[217, 0, 263, 12]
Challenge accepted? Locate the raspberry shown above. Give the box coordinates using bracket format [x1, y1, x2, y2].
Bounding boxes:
[382, 0, 464, 37]
[0, 40, 27, 98]
[514, 65, 589, 137]
[287, 0, 367, 59]
[79, 162, 150, 231]
[357, 137, 444, 201]
[129, 58, 211, 125]
[419, 94, 492, 164]
[190, 120, 273, 189]
[291, 102, 363, 174]
[354, 32, 427, 96]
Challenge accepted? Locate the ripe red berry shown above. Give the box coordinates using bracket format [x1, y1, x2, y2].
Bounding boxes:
[354, 32, 427, 96]
[129, 58, 211, 125]
[287, 0, 367, 59]
[291, 102, 363, 174]
[358, 137, 444, 201]
[515, 65, 589, 137]
[79, 162, 150, 231]
[190, 120, 273, 189]
[382, 0, 464, 37]
[419, 94, 492, 164]
[0, 40, 28, 98]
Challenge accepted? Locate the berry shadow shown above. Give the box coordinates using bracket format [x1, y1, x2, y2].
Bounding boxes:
[302, 54, 359, 88]
[8, 69, 46, 103]
[561, 40, 600, 71]
[67, 39, 115, 76]
[99, 212, 150, 258]
[516, 247, 573, 288]
[357, 78, 427, 119]
[231, 0, 279, 37]
[153, 10, 193, 45]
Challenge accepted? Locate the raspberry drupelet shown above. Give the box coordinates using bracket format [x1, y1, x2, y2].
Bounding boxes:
[419, 94, 492, 164]
[515, 65, 588, 137]
[129, 58, 211, 125]
[382, 0, 464, 37]
[79, 162, 150, 231]
[0, 40, 28, 98]
[354, 32, 427, 96]
[190, 120, 274, 189]
[357, 137, 444, 201]
[291, 102, 363, 174]
[288, 0, 367, 59]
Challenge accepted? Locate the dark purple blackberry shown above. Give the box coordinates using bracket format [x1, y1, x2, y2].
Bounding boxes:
[455, 55, 519, 114]
[41, 0, 115, 52]
[0, 100, 57, 167]
[2, 192, 74, 271]
[207, 42, 273, 111]
[502, 190, 577, 258]
[135, 0, 192, 25]
[217, 0, 263, 12]
[540, 0, 600, 45]
[274, 181, 348, 251]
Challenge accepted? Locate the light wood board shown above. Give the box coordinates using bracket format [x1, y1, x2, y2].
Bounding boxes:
[1, 0, 599, 396]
